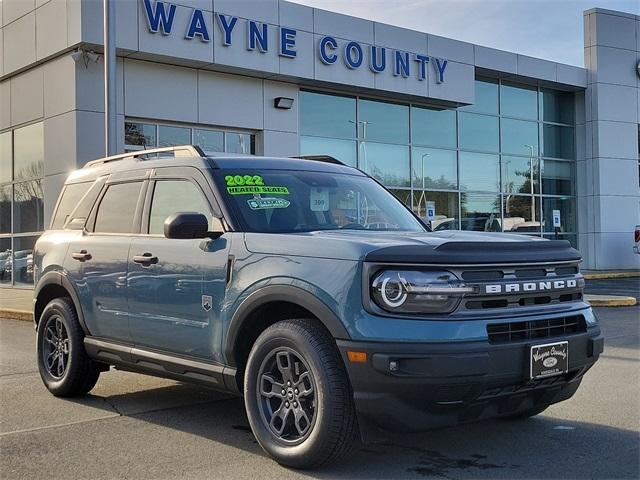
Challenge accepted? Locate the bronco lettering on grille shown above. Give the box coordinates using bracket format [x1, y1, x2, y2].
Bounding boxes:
[484, 279, 578, 294]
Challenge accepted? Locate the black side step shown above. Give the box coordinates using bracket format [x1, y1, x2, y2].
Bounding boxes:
[84, 337, 240, 394]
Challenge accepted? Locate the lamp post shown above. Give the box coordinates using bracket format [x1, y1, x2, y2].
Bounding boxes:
[524, 144, 536, 222]
[104, 0, 117, 156]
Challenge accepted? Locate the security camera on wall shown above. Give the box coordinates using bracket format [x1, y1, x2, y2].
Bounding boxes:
[70, 49, 101, 68]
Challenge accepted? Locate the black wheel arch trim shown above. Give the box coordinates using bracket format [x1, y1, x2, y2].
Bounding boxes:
[224, 285, 350, 367]
[34, 271, 90, 335]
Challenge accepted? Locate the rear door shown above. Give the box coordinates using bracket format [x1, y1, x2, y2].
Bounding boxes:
[127, 167, 230, 360]
[64, 176, 147, 342]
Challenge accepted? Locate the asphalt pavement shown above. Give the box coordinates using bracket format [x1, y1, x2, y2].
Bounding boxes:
[1, 307, 638, 479]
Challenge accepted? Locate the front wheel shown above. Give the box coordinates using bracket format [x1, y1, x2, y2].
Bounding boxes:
[36, 297, 101, 397]
[244, 319, 357, 469]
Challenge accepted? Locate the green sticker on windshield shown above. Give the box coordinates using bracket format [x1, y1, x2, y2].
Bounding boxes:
[247, 198, 291, 210]
[225, 175, 265, 187]
[227, 186, 289, 195]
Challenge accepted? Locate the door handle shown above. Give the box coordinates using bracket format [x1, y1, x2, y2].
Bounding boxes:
[71, 250, 92, 262]
[133, 252, 158, 266]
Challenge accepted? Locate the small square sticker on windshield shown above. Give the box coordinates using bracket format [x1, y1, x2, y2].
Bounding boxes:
[310, 188, 330, 212]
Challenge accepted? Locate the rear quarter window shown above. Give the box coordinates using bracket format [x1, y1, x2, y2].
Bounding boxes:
[50, 182, 93, 229]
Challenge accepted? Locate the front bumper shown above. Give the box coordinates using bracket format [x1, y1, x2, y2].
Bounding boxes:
[337, 327, 603, 442]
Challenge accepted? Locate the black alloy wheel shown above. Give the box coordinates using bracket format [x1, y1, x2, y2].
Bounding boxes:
[42, 314, 70, 379]
[257, 347, 317, 444]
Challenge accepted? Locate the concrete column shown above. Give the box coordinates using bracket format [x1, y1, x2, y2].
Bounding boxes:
[583, 8, 640, 270]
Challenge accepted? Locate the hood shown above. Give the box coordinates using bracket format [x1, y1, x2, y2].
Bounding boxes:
[243, 230, 581, 264]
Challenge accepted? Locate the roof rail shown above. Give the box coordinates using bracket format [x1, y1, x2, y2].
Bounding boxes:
[83, 145, 205, 168]
[291, 155, 345, 166]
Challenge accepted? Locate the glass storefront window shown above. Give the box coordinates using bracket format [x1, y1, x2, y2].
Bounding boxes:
[158, 125, 190, 147]
[358, 100, 409, 144]
[0, 185, 10, 233]
[13, 180, 44, 233]
[542, 159, 574, 195]
[1, 121, 47, 287]
[194, 129, 224, 153]
[125, 122, 157, 147]
[542, 196, 576, 233]
[460, 78, 499, 115]
[300, 136, 357, 167]
[124, 121, 255, 155]
[540, 89, 575, 125]
[503, 195, 540, 233]
[411, 106, 456, 148]
[297, 87, 577, 243]
[300, 91, 356, 139]
[541, 124, 575, 159]
[0, 132, 11, 184]
[13, 123, 44, 181]
[414, 190, 459, 230]
[458, 112, 499, 152]
[226, 132, 253, 154]
[460, 193, 501, 232]
[359, 142, 410, 187]
[412, 147, 457, 190]
[500, 82, 538, 120]
[502, 156, 539, 194]
[12, 236, 38, 286]
[389, 189, 412, 207]
[500, 118, 538, 156]
[459, 152, 500, 192]
[0, 237, 11, 285]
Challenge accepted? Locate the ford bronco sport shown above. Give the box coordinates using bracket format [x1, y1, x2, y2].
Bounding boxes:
[34, 145, 603, 468]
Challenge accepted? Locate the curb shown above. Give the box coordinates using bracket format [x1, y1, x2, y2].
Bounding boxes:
[585, 295, 637, 307]
[584, 272, 640, 280]
[0, 309, 33, 322]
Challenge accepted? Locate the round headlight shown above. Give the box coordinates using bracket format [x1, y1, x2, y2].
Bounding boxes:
[380, 275, 408, 308]
[371, 270, 474, 314]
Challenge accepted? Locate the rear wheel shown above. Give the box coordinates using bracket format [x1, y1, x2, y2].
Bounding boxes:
[37, 297, 101, 397]
[244, 319, 357, 469]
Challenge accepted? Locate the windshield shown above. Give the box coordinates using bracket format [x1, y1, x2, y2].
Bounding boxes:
[214, 169, 426, 233]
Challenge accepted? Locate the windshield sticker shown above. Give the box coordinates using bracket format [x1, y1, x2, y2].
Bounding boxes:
[227, 185, 289, 195]
[310, 188, 330, 212]
[247, 198, 291, 210]
[225, 175, 265, 187]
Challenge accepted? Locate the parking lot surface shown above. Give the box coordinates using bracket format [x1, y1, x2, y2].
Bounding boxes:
[1, 307, 638, 479]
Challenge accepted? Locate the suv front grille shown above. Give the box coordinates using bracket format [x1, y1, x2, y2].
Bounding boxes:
[454, 262, 584, 313]
[487, 315, 586, 343]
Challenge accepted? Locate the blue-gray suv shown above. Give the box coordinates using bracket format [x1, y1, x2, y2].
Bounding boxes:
[33, 146, 603, 468]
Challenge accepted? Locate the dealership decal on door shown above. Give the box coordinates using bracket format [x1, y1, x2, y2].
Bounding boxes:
[142, 0, 448, 83]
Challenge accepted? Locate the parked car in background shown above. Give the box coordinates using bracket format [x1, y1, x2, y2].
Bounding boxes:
[0, 250, 11, 281]
[634, 225, 640, 254]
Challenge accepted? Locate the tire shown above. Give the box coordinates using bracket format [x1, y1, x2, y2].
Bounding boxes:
[244, 318, 358, 469]
[36, 297, 101, 397]
[503, 405, 549, 420]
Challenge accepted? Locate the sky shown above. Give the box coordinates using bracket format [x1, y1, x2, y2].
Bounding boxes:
[289, 0, 640, 66]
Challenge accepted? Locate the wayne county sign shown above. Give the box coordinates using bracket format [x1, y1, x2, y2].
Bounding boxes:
[142, 0, 449, 83]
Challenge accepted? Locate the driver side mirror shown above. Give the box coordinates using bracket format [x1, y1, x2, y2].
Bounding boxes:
[164, 212, 223, 240]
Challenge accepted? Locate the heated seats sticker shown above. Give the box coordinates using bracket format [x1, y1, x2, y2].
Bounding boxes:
[227, 185, 289, 195]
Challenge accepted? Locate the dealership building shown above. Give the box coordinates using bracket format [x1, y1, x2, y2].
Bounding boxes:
[0, 0, 639, 286]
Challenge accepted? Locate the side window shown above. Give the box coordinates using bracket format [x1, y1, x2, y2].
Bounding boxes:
[93, 182, 143, 234]
[51, 182, 92, 229]
[148, 180, 212, 235]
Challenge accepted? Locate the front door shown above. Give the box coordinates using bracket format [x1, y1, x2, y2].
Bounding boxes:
[127, 174, 229, 360]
